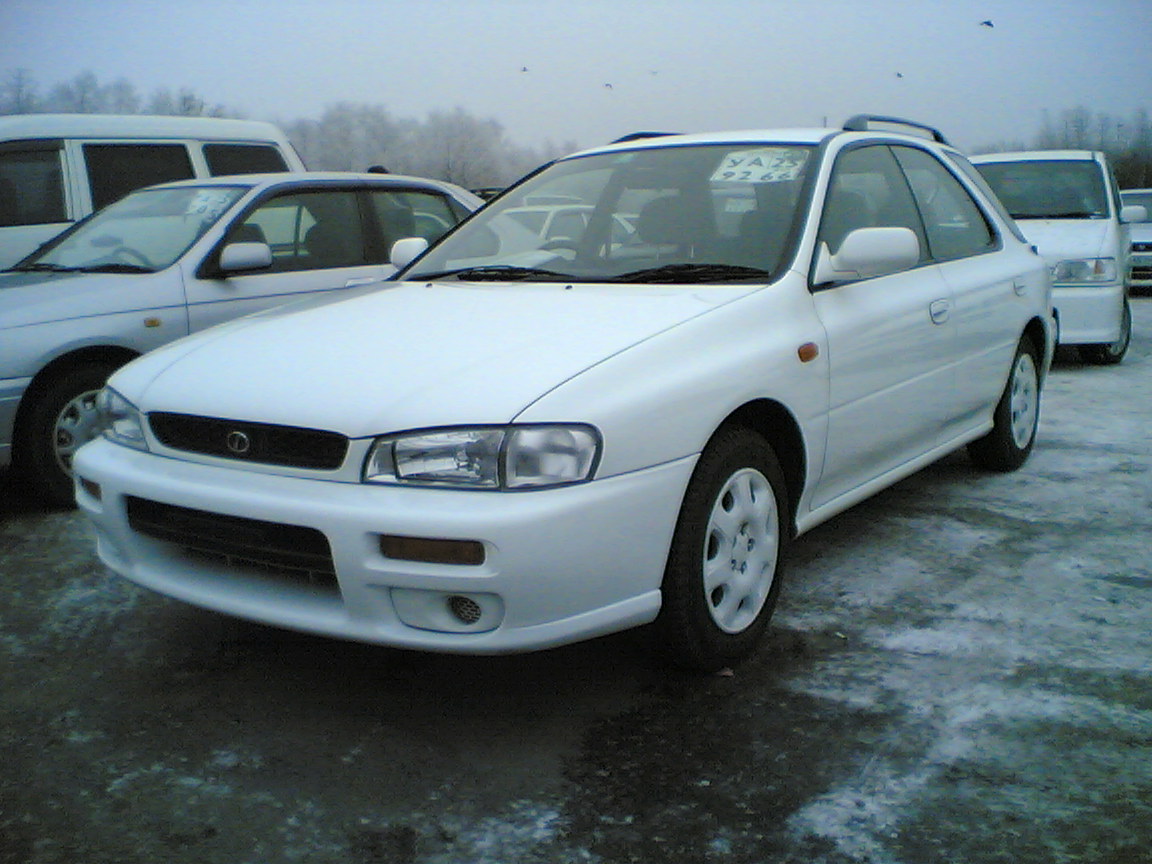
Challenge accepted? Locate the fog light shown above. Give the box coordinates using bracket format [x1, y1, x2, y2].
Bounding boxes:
[379, 534, 485, 566]
[448, 595, 484, 625]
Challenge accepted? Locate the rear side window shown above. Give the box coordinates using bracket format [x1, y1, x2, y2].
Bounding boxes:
[892, 146, 995, 261]
[369, 190, 461, 248]
[84, 143, 195, 210]
[0, 146, 66, 226]
[204, 143, 290, 176]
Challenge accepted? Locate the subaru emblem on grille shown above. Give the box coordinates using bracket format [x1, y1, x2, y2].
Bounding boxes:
[226, 431, 251, 455]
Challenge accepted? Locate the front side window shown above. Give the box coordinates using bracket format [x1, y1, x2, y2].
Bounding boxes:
[975, 160, 1108, 219]
[817, 145, 926, 258]
[0, 146, 67, 227]
[13, 185, 246, 273]
[204, 143, 290, 176]
[892, 146, 995, 260]
[405, 143, 813, 284]
[83, 143, 195, 210]
[233, 190, 366, 272]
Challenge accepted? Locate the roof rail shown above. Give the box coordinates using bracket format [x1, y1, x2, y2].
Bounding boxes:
[842, 114, 950, 145]
[610, 131, 679, 144]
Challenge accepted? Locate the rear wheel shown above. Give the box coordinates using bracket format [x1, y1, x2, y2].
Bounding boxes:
[1079, 297, 1131, 365]
[658, 427, 789, 672]
[967, 336, 1040, 472]
[14, 362, 119, 508]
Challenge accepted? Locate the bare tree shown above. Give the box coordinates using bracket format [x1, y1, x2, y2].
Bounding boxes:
[0, 68, 39, 114]
[46, 71, 103, 112]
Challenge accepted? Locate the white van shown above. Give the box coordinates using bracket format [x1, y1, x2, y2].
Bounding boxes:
[972, 150, 1145, 364]
[0, 114, 305, 269]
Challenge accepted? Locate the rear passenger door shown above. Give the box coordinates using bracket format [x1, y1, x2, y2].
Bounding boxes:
[891, 145, 1023, 434]
[184, 187, 388, 332]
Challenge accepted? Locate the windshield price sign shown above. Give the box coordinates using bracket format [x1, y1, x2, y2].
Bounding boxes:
[712, 148, 807, 183]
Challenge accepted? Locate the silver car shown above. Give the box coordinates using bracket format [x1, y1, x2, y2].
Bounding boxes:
[1, 172, 481, 505]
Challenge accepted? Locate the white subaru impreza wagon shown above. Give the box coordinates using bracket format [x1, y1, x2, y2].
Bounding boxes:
[75, 116, 1055, 671]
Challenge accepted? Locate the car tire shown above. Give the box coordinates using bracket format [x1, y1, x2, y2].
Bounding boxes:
[14, 362, 119, 508]
[967, 335, 1040, 472]
[657, 426, 789, 672]
[1079, 297, 1131, 365]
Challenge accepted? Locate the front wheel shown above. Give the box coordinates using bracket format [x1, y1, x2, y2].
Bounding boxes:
[967, 336, 1040, 472]
[657, 427, 789, 672]
[1079, 297, 1131, 365]
[14, 362, 120, 507]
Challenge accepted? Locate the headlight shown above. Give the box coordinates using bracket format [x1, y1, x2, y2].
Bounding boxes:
[96, 387, 149, 451]
[1051, 258, 1117, 283]
[364, 425, 600, 489]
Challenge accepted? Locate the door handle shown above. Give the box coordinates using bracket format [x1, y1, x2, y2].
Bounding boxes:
[929, 299, 951, 325]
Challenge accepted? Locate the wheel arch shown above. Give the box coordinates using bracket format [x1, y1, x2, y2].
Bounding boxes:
[1022, 315, 1051, 380]
[711, 398, 807, 537]
[15, 346, 140, 432]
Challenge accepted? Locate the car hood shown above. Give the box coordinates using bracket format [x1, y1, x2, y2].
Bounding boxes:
[119, 280, 759, 437]
[1013, 218, 1113, 262]
[0, 269, 169, 329]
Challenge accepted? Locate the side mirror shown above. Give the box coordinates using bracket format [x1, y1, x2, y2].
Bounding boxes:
[813, 226, 921, 285]
[390, 237, 429, 272]
[218, 241, 272, 274]
[1120, 204, 1147, 224]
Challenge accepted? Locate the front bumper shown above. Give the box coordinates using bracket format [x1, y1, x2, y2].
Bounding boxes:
[74, 439, 695, 654]
[1130, 246, 1152, 290]
[1051, 281, 1126, 345]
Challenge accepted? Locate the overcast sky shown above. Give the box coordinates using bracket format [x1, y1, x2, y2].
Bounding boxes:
[3, 0, 1150, 153]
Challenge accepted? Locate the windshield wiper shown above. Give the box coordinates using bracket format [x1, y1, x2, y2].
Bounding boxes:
[8, 262, 79, 273]
[611, 263, 774, 283]
[1012, 211, 1098, 220]
[412, 264, 575, 282]
[72, 263, 155, 274]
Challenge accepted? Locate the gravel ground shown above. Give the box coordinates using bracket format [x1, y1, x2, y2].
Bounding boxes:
[2, 299, 1150, 864]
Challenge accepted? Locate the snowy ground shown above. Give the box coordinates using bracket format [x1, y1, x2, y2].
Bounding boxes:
[2, 300, 1150, 864]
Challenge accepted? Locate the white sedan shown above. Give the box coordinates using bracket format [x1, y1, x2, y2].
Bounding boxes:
[1, 172, 481, 505]
[75, 116, 1055, 671]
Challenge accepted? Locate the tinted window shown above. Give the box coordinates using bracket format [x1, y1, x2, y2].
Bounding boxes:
[0, 146, 66, 226]
[234, 190, 366, 272]
[819, 145, 926, 258]
[892, 146, 995, 260]
[975, 160, 1108, 219]
[369, 190, 461, 247]
[84, 143, 195, 210]
[204, 143, 290, 176]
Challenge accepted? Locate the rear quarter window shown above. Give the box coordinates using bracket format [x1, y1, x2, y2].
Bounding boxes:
[204, 143, 290, 176]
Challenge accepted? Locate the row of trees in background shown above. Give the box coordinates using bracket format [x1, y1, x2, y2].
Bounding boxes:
[977, 107, 1152, 188]
[0, 69, 575, 188]
[4, 69, 1151, 189]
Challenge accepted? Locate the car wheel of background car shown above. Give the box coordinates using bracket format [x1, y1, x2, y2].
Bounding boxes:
[14, 362, 120, 508]
[1078, 297, 1131, 365]
[658, 426, 789, 672]
[967, 335, 1040, 472]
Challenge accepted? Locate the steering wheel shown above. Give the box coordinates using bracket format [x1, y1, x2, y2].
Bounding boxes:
[106, 245, 156, 269]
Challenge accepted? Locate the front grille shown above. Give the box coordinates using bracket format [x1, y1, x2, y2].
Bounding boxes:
[1132, 243, 1152, 253]
[149, 412, 348, 470]
[125, 496, 337, 587]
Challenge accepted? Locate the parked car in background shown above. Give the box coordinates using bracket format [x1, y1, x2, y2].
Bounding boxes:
[1, 171, 482, 505]
[972, 150, 1143, 364]
[1120, 188, 1152, 293]
[0, 114, 307, 269]
[75, 115, 1054, 672]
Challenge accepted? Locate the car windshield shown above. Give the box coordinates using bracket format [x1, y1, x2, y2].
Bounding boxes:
[975, 160, 1109, 220]
[406, 143, 812, 284]
[9, 185, 248, 274]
